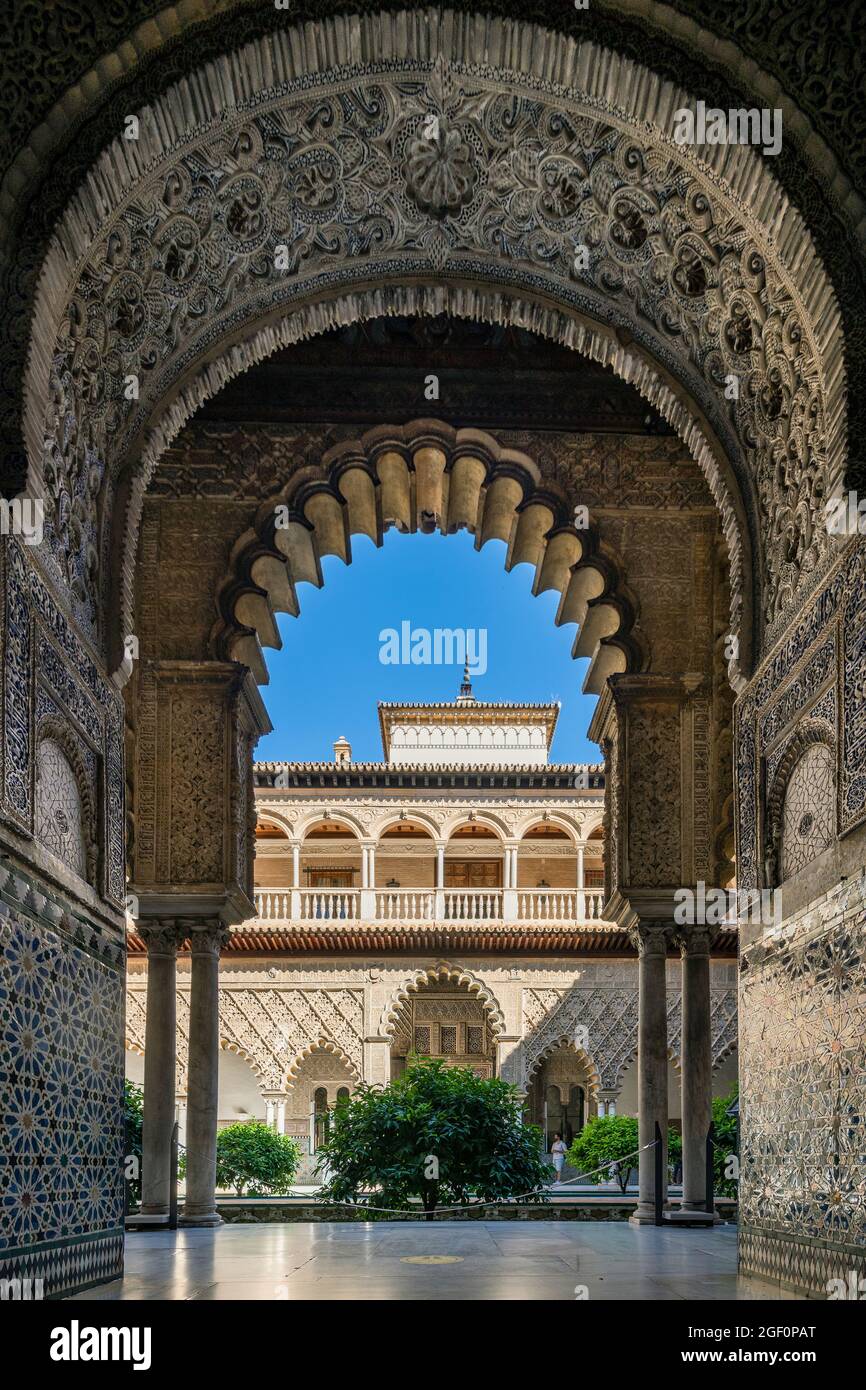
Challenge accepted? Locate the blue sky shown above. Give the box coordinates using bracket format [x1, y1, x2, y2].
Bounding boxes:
[256, 528, 600, 763]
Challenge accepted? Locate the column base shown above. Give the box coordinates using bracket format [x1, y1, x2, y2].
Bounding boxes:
[670, 1205, 721, 1225]
[178, 1209, 223, 1228]
[629, 1205, 661, 1225]
[137, 1203, 170, 1219]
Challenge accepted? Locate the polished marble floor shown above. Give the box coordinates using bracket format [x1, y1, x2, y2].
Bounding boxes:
[67, 1223, 802, 1301]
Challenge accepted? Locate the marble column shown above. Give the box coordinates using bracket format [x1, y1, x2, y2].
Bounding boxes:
[678, 928, 713, 1211]
[630, 924, 670, 1223]
[139, 924, 183, 1217]
[180, 922, 228, 1227]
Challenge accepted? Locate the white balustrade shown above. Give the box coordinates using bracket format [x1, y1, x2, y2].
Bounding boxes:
[441, 888, 503, 922]
[254, 890, 292, 921]
[516, 889, 577, 922]
[255, 884, 607, 925]
[301, 888, 359, 921]
[375, 888, 435, 921]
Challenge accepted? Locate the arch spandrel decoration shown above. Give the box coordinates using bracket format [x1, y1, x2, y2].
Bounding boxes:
[24, 11, 847, 673]
[34, 729, 95, 885]
[765, 720, 837, 887]
[211, 419, 643, 694]
[781, 745, 836, 879]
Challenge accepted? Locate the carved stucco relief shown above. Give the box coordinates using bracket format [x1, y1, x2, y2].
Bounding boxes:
[512, 980, 737, 1092]
[26, 17, 844, 661]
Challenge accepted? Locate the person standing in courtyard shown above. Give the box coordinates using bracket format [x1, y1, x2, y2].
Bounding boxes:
[550, 1133, 568, 1184]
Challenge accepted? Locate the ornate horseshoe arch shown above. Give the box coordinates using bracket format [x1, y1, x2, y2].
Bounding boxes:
[212, 419, 644, 696]
[379, 962, 505, 1042]
[22, 10, 847, 682]
[525, 1038, 602, 1100]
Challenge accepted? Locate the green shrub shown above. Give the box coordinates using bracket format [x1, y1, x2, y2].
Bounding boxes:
[124, 1079, 144, 1208]
[178, 1121, 302, 1196]
[711, 1082, 739, 1199]
[317, 1058, 548, 1214]
[566, 1116, 683, 1192]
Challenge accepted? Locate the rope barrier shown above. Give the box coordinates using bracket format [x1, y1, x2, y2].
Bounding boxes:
[305, 1140, 658, 1215]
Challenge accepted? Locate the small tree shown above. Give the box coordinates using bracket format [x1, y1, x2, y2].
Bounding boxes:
[566, 1116, 683, 1193]
[190, 1121, 302, 1196]
[567, 1116, 638, 1192]
[124, 1080, 144, 1208]
[317, 1058, 548, 1216]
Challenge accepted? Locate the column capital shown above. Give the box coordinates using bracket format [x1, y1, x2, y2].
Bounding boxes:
[186, 921, 230, 957]
[138, 922, 185, 958]
[673, 925, 712, 956]
[627, 922, 673, 957]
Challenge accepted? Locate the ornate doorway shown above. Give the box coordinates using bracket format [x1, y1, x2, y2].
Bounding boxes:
[390, 978, 497, 1079]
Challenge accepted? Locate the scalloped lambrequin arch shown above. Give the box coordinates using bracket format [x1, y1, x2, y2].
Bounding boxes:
[21, 10, 849, 679]
[214, 419, 644, 695]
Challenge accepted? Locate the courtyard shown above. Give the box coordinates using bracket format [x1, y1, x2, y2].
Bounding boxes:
[1, 0, 864, 1315]
[68, 1223, 800, 1303]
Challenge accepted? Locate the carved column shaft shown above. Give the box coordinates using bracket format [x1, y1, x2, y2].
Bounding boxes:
[139, 924, 184, 1217]
[180, 922, 228, 1227]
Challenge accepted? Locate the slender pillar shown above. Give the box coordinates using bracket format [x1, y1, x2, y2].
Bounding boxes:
[599, 1089, 619, 1118]
[630, 924, 670, 1223]
[180, 922, 228, 1226]
[265, 1098, 276, 1129]
[436, 844, 445, 886]
[139, 924, 182, 1217]
[577, 843, 586, 919]
[368, 845, 376, 888]
[292, 842, 300, 886]
[678, 928, 713, 1211]
[175, 1096, 187, 1150]
[276, 1099, 286, 1136]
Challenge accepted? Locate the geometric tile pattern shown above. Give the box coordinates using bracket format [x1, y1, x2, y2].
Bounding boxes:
[738, 1226, 866, 1299]
[739, 872, 866, 1289]
[0, 897, 124, 1288]
[0, 1231, 124, 1300]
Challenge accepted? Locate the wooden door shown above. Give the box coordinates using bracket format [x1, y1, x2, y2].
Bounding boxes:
[444, 859, 501, 888]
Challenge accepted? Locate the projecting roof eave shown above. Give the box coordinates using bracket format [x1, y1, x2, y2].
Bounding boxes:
[126, 926, 738, 955]
[254, 760, 605, 774]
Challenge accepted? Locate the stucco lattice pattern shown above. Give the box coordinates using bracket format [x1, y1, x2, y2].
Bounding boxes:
[781, 744, 835, 878]
[217, 988, 363, 1090]
[0, 903, 125, 1255]
[34, 738, 85, 878]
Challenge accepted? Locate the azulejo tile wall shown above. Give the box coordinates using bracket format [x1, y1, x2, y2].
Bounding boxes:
[0, 884, 125, 1297]
[739, 872, 866, 1297]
